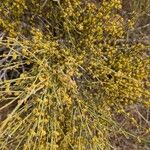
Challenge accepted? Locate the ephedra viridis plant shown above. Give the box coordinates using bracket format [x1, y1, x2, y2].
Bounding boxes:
[0, 0, 149, 149]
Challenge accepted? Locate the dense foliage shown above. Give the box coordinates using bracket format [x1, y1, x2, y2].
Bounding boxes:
[0, 0, 149, 149]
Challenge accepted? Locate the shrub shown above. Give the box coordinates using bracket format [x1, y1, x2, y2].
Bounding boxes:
[0, 0, 149, 149]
